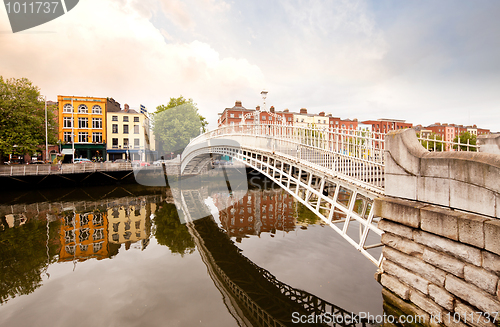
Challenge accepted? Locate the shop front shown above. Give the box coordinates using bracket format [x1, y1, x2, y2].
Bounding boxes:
[61, 144, 107, 162]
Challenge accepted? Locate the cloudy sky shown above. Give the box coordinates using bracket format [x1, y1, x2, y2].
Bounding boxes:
[1, 0, 499, 131]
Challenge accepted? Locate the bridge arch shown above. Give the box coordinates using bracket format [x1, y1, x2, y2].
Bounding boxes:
[181, 124, 386, 265]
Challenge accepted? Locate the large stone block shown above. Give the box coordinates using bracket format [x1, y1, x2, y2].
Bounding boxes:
[464, 264, 499, 295]
[428, 284, 454, 312]
[378, 219, 414, 239]
[409, 289, 446, 321]
[383, 259, 429, 294]
[381, 233, 424, 258]
[383, 247, 446, 286]
[482, 251, 500, 276]
[423, 248, 465, 278]
[421, 206, 459, 241]
[454, 300, 497, 327]
[382, 288, 433, 326]
[417, 176, 450, 208]
[485, 220, 500, 256]
[450, 180, 496, 218]
[420, 157, 451, 178]
[374, 197, 423, 228]
[414, 230, 482, 266]
[381, 273, 410, 300]
[445, 275, 500, 314]
[457, 213, 488, 249]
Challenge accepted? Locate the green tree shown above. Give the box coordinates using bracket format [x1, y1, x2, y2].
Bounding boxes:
[0, 77, 58, 160]
[418, 132, 443, 151]
[153, 202, 195, 256]
[0, 218, 60, 304]
[453, 132, 477, 152]
[153, 96, 208, 155]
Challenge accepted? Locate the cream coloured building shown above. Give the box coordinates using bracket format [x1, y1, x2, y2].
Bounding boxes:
[106, 104, 155, 161]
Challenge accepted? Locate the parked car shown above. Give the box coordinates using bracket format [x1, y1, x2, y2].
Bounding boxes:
[74, 158, 92, 164]
[29, 161, 46, 164]
[152, 160, 168, 166]
[114, 159, 130, 163]
[132, 160, 150, 167]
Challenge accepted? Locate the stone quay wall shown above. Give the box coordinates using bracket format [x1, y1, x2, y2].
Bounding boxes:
[376, 197, 500, 327]
[377, 129, 500, 326]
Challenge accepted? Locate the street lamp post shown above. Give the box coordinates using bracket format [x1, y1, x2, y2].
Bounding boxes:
[71, 97, 75, 163]
[45, 96, 48, 163]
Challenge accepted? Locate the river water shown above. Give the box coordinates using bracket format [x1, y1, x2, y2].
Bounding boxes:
[0, 174, 382, 326]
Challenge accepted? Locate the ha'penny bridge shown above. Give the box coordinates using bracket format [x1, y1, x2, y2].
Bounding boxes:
[179, 122, 500, 327]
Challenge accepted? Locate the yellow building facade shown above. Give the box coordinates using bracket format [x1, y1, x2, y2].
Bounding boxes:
[58, 96, 108, 161]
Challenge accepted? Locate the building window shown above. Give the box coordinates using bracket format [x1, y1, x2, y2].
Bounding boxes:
[78, 117, 88, 128]
[230, 114, 234, 118]
[301, 119, 304, 122]
[78, 104, 88, 113]
[288, 117, 292, 121]
[123, 125, 129, 134]
[112, 138, 118, 148]
[92, 132, 102, 143]
[123, 138, 129, 148]
[92, 118, 102, 129]
[112, 124, 118, 133]
[134, 139, 140, 147]
[239, 114, 242, 118]
[123, 116, 129, 122]
[78, 132, 88, 143]
[112, 116, 118, 121]
[134, 117, 139, 122]
[63, 132, 72, 142]
[134, 125, 139, 134]
[63, 117, 73, 128]
[323, 120, 326, 124]
[262, 116, 266, 120]
[92, 105, 102, 114]
[63, 104, 73, 113]
[318, 120, 321, 123]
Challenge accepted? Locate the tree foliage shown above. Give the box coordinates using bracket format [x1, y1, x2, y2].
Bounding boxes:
[0, 76, 58, 158]
[153, 96, 208, 155]
[418, 132, 443, 151]
[0, 218, 60, 304]
[453, 132, 477, 151]
[153, 202, 195, 256]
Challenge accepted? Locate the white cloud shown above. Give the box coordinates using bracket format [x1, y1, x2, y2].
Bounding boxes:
[0, 0, 265, 127]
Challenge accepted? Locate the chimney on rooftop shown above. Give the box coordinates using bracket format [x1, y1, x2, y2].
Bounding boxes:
[300, 108, 307, 114]
[256, 106, 260, 111]
[283, 109, 289, 112]
[235, 101, 242, 107]
[319, 111, 325, 116]
[270, 106, 275, 113]
[124, 104, 129, 112]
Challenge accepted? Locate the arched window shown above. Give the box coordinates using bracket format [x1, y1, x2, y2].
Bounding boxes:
[92, 105, 102, 114]
[78, 104, 88, 113]
[63, 104, 73, 113]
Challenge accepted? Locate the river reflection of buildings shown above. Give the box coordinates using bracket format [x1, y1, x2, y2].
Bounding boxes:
[58, 198, 157, 262]
[213, 189, 296, 239]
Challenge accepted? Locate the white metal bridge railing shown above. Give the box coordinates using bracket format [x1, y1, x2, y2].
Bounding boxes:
[187, 123, 387, 192]
[0, 162, 134, 176]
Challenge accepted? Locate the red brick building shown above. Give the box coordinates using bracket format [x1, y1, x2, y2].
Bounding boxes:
[360, 119, 413, 133]
[218, 101, 294, 127]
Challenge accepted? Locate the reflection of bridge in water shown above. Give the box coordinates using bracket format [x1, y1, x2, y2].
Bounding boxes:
[179, 189, 370, 327]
